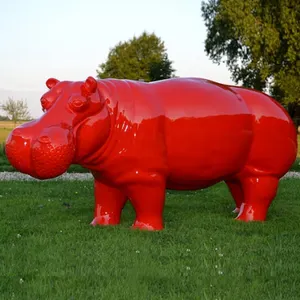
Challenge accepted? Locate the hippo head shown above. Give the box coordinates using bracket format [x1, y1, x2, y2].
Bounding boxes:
[5, 76, 110, 179]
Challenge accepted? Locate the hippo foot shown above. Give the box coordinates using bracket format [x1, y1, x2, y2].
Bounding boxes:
[235, 203, 267, 222]
[232, 207, 240, 213]
[90, 216, 120, 227]
[131, 220, 164, 231]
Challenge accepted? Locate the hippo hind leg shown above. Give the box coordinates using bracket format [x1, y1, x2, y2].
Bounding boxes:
[226, 175, 279, 221]
[225, 180, 244, 213]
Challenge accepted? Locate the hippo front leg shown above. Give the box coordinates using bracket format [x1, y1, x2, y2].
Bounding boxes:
[91, 180, 127, 226]
[122, 172, 166, 231]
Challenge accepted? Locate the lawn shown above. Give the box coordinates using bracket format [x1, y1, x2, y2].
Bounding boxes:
[0, 179, 299, 300]
[0, 128, 11, 144]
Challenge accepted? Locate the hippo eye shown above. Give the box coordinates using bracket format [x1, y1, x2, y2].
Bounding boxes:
[69, 96, 88, 111]
[41, 97, 50, 112]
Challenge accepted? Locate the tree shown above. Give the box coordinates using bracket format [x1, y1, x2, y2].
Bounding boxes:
[0, 97, 31, 125]
[96, 31, 176, 81]
[201, 0, 300, 108]
[149, 53, 176, 81]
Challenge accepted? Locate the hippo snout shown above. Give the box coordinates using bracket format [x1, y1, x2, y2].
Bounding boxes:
[5, 128, 32, 175]
[6, 125, 76, 179]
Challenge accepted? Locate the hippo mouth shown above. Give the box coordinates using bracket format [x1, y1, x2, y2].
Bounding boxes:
[6, 125, 76, 180]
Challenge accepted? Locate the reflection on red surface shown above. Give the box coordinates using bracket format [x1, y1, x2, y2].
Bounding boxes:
[5, 77, 298, 230]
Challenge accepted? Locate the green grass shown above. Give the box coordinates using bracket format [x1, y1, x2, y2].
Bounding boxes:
[0, 128, 11, 144]
[0, 179, 299, 299]
[289, 157, 300, 172]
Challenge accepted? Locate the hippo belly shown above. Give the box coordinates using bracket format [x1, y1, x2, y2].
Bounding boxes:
[150, 78, 254, 189]
[164, 115, 253, 190]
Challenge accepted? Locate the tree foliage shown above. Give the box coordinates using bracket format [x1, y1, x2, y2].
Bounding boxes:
[201, 0, 300, 105]
[0, 97, 31, 124]
[96, 31, 176, 82]
[0, 115, 9, 121]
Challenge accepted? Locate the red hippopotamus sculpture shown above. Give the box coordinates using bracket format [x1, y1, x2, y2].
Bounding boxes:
[5, 76, 298, 230]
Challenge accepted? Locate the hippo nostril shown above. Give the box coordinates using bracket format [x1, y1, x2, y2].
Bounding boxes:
[38, 136, 51, 144]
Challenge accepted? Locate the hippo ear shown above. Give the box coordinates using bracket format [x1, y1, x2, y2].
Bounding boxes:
[46, 78, 60, 89]
[81, 76, 97, 96]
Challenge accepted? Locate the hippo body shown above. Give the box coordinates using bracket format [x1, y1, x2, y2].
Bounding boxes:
[5, 77, 297, 230]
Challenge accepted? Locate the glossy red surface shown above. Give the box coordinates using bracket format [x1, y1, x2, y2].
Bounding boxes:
[5, 77, 298, 230]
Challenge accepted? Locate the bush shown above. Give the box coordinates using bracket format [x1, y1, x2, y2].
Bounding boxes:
[0, 142, 5, 156]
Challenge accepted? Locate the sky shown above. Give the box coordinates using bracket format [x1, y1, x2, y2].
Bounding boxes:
[0, 0, 234, 118]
